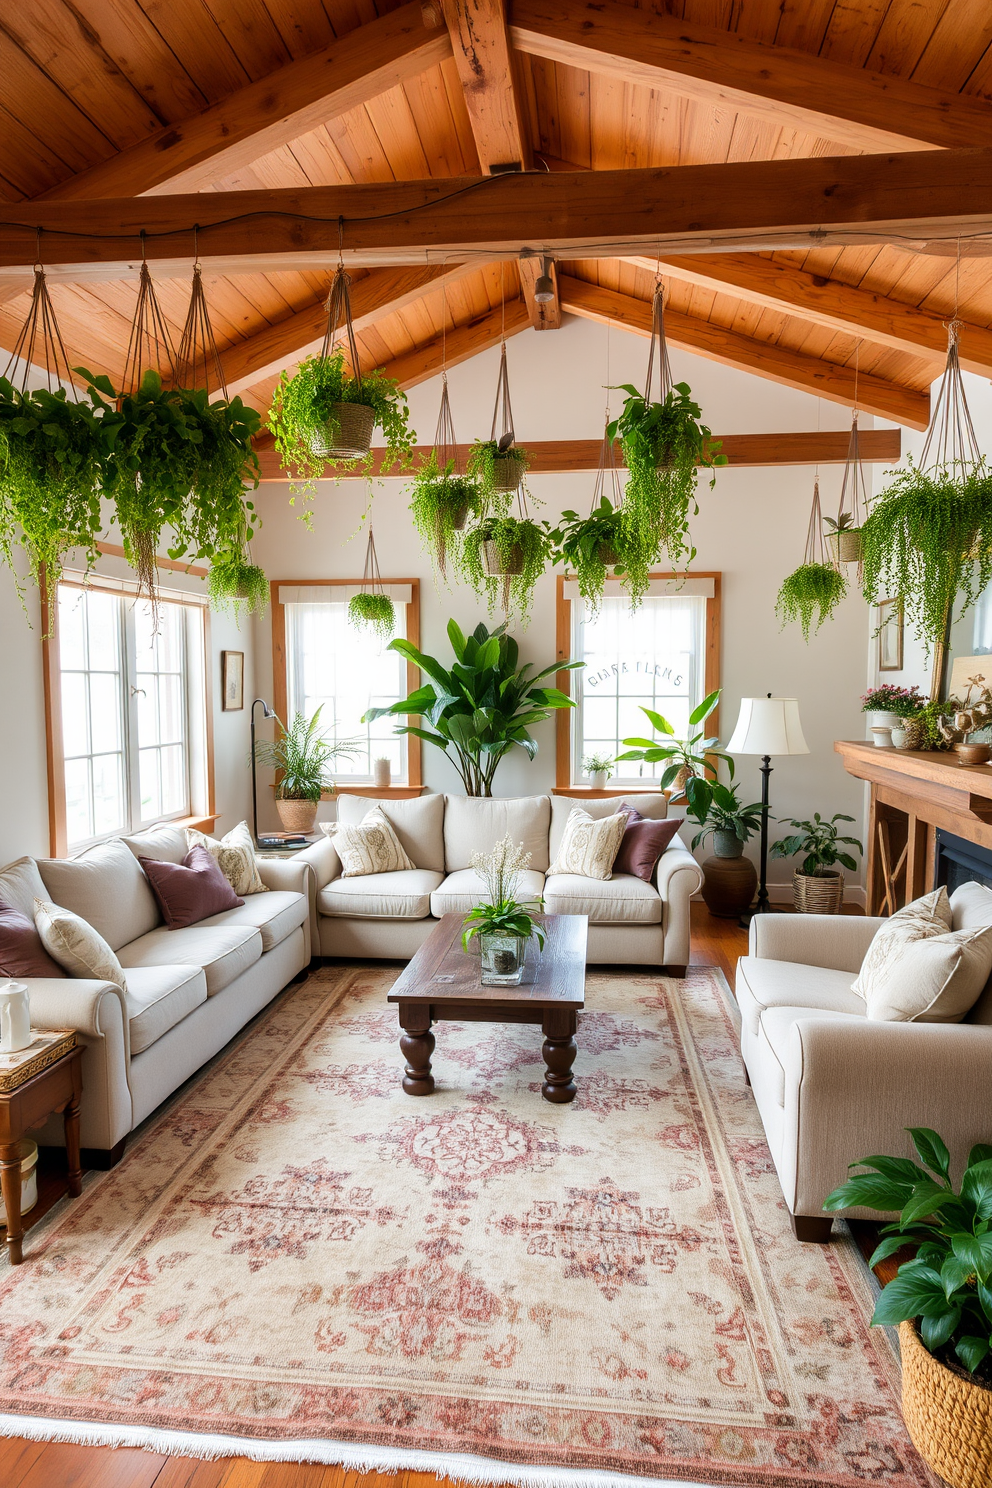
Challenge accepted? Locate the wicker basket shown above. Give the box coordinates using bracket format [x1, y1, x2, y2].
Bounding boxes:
[491, 455, 524, 492]
[308, 402, 375, 459]
[450, 502, 471, 531]
[482, 540, 524, 576]
[899, 1321, 992, 1488]
[275, 797, 318, 834]
[793, 869, 844, 914]
[827, 529, 862, 564]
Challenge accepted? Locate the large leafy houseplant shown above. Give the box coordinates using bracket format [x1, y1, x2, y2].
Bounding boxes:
[252, 706, 357, 801]
[775, 561, 848, 640]
[616, 689, 732, 811]
[460, 514, 552, 625]
[364, 619, 580, 796]
[409, 451, 482, 580]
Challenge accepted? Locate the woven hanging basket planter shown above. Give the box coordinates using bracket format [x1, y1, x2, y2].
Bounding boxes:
[308, 402, 375, 460]
[828, 529, 863, 565]
[491, 455, 524, 492]
[483, 540, 525, 577]
[450, 502, 471, 532]
[899, 1322, 992, 1488]
[793, 869, 844, 914]
[275, 798, 318, 833]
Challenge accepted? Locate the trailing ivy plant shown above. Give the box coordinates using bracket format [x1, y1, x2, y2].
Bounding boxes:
[409, 451, 482, 580]
[609, 381, 726, 572]
[549, 498, 630, 610]
[860, 459, 992, 649]
[460, 514, 552, 626]
[775, 561, 848, 641]
[268, 349, 415, 511]
[467, 439, 528, 510]
[178, 387, 261, 561]
[208, 541, 268, 617]
[0, 378, 106, 628]
[348, 590, 395, 639]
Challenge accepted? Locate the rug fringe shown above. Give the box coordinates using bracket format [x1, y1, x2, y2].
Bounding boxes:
[0, 1414, 711, 1488]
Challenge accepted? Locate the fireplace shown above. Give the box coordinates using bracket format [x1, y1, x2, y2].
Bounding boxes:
[935, 830, 992, 897]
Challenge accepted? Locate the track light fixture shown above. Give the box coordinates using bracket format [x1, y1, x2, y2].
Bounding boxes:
[533, 256, 555, 303]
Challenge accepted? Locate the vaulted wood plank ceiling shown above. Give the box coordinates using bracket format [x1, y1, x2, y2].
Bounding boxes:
[2, 0, 992, 438]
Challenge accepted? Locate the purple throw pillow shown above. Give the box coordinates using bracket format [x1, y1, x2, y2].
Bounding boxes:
[612, 809, 681, 882]
[0, 898, 66, 978]
[140, 846, 244, 930]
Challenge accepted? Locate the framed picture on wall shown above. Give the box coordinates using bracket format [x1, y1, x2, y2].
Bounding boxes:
[878, 599, 904, 672]
[222, 650, 244, 711]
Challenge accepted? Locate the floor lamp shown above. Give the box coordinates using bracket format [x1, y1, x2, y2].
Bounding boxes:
[727, 696, 809, 923]
[250, 697, 275, 847]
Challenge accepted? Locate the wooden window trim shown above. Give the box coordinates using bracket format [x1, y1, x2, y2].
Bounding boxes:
[42, 570, 217, 856]
[270, 577, 423, 799]
[554, 571, 722, 793]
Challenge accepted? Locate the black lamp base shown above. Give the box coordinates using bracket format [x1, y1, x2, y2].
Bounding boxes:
[739, 754, 775, 931]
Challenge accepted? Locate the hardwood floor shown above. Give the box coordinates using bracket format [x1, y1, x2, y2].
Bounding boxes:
[0, 904, 869, 1488]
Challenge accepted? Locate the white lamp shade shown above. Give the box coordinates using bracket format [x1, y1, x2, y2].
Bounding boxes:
[727, 697, 809, 756]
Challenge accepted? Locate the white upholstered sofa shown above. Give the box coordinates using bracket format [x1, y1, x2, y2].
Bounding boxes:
[299, 792, 702, 971]
[735, 887, 992, 1242]
[0, 823, 313, 1167]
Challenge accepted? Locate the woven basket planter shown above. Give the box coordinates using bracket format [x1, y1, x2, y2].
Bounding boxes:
[899, 1322, 992, 1488]
[827, 529, 862, 564]
[450, 502, 471, 531]
[793, 869, 844, 914]
[308, 402, 375, 460]
[596, 541, 620, 565]
[275, 798, 318, 834]
[491, 456, 525, 492]
[482, 540, 525, 577]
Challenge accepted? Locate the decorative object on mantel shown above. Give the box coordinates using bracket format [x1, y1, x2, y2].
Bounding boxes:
[252, 704, 358, 835]
[776, 476, 848, 639]
[617, 688, 730, 811]
[684, 782, 765, 918]
[770, 812, 863, 914]
[348, 526, 395, 639]
[861, 684, 924, 746]
[726, 695, 810, 922]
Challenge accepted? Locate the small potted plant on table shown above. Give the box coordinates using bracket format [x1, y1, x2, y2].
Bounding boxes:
[252, 706, 357, 834]
[462, 835, 545, 985]
[685, 783, 767, 918]
[824, 1127, 992, 1488]
[770, 812, 863, 914]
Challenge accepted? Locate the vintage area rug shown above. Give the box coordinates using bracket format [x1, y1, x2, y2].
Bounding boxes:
[0, 965, 933, 1487]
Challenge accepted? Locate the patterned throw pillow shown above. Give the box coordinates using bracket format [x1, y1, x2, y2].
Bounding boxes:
[34, 899, 127, 990]
[853, 885, 992, 1022]
[186, 821, 267, 896]
[548, 807, 627, 881]
[321, 808, 415, 878]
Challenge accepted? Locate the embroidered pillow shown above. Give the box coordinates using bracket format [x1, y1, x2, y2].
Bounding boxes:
[612, 808, 682, 882]
[547, 807, 627, 881]
[140, 846, 244, 930]
[186, 820, 267, 896]
[853, 885, 992, 1022]
[320, 808, 415, 878]
[0, 898, 65, 978]
[33, 900, 127, 990]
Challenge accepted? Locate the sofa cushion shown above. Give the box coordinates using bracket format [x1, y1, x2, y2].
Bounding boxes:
[736, 956, 866, 1039]
[0, 899, 65, 978]
[35, 899, 128, 988]
[124, 964, 207, 1055]
[141, 847, 244, 929]
[336, 794, 444, 872]
[548, 808, 627, 880]
[549, 793, 668, 861]
[0, 858, 50, 921]
[187, 822, 267, 896]
[543, 872, 662, 924]
[320, 870, 444, 920]
[758, 1005, 867, 1106]
[613, 812, 682, 881]
[950, 883, 992, 1024]
[122, 824, 190, 865]
[118, 923, 262, 995]
[197, 890, 308, 950]
[443, 796, 551, 872]
[324, 809, 416, 877]
[38, 839, 160, 950]
[430, 868, 545, 917]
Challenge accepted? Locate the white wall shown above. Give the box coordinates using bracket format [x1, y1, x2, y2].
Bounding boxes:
[251, 315, 875, 896]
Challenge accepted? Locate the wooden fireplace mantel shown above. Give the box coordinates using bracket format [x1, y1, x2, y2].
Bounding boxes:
[835, 740, 992, 914]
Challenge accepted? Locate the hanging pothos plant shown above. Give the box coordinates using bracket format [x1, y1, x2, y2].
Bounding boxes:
[348, 526, 395, 639]
[549, 498, 627, 610]
[460, 514, 552, 626]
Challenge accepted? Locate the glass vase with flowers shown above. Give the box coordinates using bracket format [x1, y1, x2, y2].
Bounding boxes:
[462, 835, 545, 985]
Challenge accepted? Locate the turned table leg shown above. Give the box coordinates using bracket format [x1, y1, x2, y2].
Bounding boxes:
[398, 1003, 435, 1095]
[0, 1141, 24, 1265]
[542, 1009, 578, 1103]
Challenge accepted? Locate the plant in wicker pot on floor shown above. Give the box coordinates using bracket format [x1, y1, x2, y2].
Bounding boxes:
[770, 811, 863, 913]
[252, 705, 357, 834]
[685, 782, 767, 918]
[824, 1127, 992, 1488]
[462, 834, 545, 986]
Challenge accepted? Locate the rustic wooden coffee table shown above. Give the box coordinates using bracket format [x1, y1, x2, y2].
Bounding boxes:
[387, 912, 587, 1103]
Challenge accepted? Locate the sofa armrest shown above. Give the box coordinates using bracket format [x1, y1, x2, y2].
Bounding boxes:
[254, 856, 314, 961]
[749, 912, 884, 974]
[656, 833, 703, 967]
[294, 838, 340, 891]
[780, 1017, 992, 1218]
[27, 978, 132, 1153]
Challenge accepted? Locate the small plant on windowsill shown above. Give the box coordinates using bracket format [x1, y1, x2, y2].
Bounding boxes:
[582, 751, 614, 789]
[462, 834, 545, 985]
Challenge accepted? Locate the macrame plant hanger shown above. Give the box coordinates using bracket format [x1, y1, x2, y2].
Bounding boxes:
[173, 236, 226, 396]
[431, 285, 465, 577]
[487, 272, 524, 497]
[316, 242, 373, 460]
[592, 319, 623, 513]
[832, 346, 868, 575]
[354, 518, 394, 636]
[644, 282, 674, 409]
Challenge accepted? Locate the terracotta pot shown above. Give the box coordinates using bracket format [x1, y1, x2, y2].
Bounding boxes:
[954, 741, 992, 765]
[491, 455, 524, 492]
[308, 402, 375, 460]
[275, 797, 318, 833]
[482, 540, 525, 576]
[793, 869, 844, 914]
[899, 1321, 992, 1488]
[701, 854, 757, 918]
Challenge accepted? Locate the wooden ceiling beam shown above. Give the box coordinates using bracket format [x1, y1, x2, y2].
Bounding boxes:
[442, 0, 532, 173]
[558, 274, 930, 430]
[255, 427, 902, 481]
[627, 253, 992, 378]
[361, 296, 530, 389]
[517, 252, 561, 330]
[509, 0, 992, 155]
[34, 3, 451, 203]
[4, 150, 991, 276]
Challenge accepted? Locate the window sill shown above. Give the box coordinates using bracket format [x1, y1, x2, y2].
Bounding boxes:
[173, 813, 220, 832]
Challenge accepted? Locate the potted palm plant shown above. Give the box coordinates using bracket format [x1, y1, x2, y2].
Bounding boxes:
[252, 706, 357, 834]
[684, 782, 766, 918]
[460, 514, 552, 624]
[616, 689, 733, 811]
[462, 834, 545, 985]
[770, 812, 863, 913]
[824, 1128, 992, 1488]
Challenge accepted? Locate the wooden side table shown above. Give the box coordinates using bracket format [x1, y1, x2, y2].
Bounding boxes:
[0, 1048, 82, 1265]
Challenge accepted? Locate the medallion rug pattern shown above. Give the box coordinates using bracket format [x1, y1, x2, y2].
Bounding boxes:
[0, 967, 931, 1486]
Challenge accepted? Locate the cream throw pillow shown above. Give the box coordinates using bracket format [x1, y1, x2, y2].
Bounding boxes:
[548, 807, 626, 881]
[186, 821, 267, 896]
[853, 886, 992, 1022]
[34, 899, 127, 990]
[322, 808, 415, 878]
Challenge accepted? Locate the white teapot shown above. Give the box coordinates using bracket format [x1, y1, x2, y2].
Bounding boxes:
[0, 982, 31, 1053]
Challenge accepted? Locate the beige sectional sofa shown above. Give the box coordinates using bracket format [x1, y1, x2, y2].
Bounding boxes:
[0, 824, 313, 1166]
[300, 792, 702, 971]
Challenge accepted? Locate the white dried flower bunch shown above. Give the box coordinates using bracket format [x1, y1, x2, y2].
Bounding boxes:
[470, 834, 532, 907]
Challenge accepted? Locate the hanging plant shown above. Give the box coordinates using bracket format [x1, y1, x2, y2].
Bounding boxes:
[824, 411, 867, 566]
[269, 269, 414, 510]
[460, 514, 552, 625]
[549, 498, 627, 610]
[207, 516, 268, 616]
[348, 526, 395, 639]
[409, 380, 480, 579]
[776, 562, 848, 640]
[468, 438, 529, 507]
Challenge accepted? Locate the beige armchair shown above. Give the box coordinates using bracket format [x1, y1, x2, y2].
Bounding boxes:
[735, 901, 992, 1241]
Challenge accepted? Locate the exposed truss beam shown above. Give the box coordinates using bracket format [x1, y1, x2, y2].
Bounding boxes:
[3, 151, 991, 278]
[442, 0, 531, 173]
[509, 0, 992, 155]
[517, 252, 561, 330]
[558, 275, 929, 429]
[626, 254, 992, 378]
